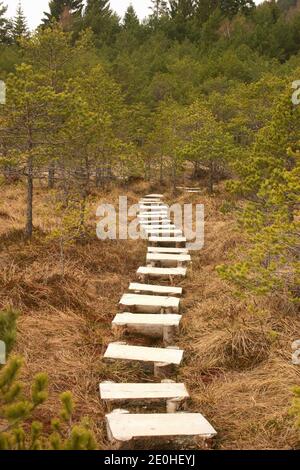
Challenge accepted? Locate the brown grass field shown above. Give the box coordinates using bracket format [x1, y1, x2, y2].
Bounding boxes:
[0, 179, 299, 449]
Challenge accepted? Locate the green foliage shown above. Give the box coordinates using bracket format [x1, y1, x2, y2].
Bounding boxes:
[0, 1, 11, 44]
[12, 2, 29, 43]
[0, 308, 18, 354]
[0, 356, 97, 450]
[42, 0, 84, 31]
[218, 81, 300, 303]
[290, 386, 300, 429]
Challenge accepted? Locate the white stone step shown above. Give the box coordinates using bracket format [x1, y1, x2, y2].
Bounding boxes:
[138, 214, 169, 219]
[147, 253, 191, 266]
[140, 224, 175, 230]
[105, 411, 217, 444]
[149, 236, 187, 246]
[139, 212, 168, 218]
[138, 213, 171, 224]
[100, 381, 189, 403]
[129, 283, 182, 296]
[145, 194, 164, 199]
[139, 201, 165, 206]
[140, 222, 171, 227]
[113, 312, 181, 327]
[144, 229, 183, 236]
[104, 343, 184, 366]
[148, 247, 189, 254]
[119, 293, 180, 313]
[139, 198, 164, 203]
[137, 266, 187, 281]
[112, 313, 181, 341]
[139, 205, 168, 211]
[138, 208, 168, 218]
[139, 218, 169, 224]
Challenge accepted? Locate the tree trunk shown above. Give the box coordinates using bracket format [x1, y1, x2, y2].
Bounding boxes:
[160, 155, 163, 185]
[60, 237, 65, 277]
[25, 156, 33, 239]
[79, 190, 87, 239]
[172, 160, 177, 194]
[96, 167, 101, 188]
[208, 160, 214, 194]
[48, 161, 55, 189]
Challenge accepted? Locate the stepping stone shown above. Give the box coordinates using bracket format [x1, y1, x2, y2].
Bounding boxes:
[104, 343, 184, 377]
[147, 253, 191, 267]
[145, 194, 164, 199]
[112, 313, 181, 343]
[140, 224, 175, 230]
[139, 200, 165, 206]
[139, 205, 169, 211]
[119, 293, 180, 313]
[144, 229, 183, 236]
[139, 220, 171, 226]
[105, 410, 217, 447]
[139, 198, 164, 203]
[149, 236, 187, 247]
[148, 247, 189, 254]
[137, 266, 187, 282]
[177, 187, 201, 192]
[139, 215, 168, 221]
[129, 283, 182, 296]
[100, 381, 189, 413]
[139, 212, 168, 217]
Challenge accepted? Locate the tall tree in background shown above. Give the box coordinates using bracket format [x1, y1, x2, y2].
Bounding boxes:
[169, 0, 195, 18]
[220, 0, 255, 18]
[1, 64, 62, 238]
[12, 2, 29, 42]
[168, 0, 196, 40]
[0, 1, 11, 43]
[42, 0, 84, 30]
[150, 0, 169, 19]
[123, 4, 140, 31]
[84, 0, 120, 44]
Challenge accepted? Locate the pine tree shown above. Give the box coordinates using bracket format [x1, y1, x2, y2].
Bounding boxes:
[85, 0, 111, 17]
[0, 357, 97, 450]
[169, 0, 195, 19]
[0, 1, 11, 44]
[12, 2, 29, 42]
[150, 0, 169, 19]
[42, 0, 84, 29]
[168, 0, 196, 40]
[218, 83, 300, 302]
[0, 64, 64, 239]
[220, 0, 255, 19]
[84, 0, 120, 44]
[0, 308, 18, 355]
[123, 4, 140, 31]
[290, 386, 300, 429]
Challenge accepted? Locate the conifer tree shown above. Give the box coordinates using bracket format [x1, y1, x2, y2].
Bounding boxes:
[218, 83, 300, 302]
[0, 308, 18, 355]
[42, 0, 84, 30]
[0, 64, 65, 238]
[12, 2, 29, 43]
[0, 357, 97, 450]
[123, 4, 140, 32]
[84, 0, 120, 43]
[290, 386, 300, 429]
[150, 0, 169, 19]
[0, 1, 11, 44]
[220, 0, 255, 19]
[169, 0, 195, 19]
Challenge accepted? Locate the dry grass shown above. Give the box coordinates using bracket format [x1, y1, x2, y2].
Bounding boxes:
[0, 179, 299, 449]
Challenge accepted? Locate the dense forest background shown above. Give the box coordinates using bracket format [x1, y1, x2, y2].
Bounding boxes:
[0, 0, 299, 450]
